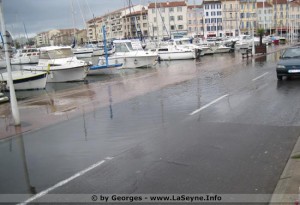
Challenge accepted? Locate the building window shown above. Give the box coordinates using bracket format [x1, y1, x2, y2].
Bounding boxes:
[207, 26, 210, 31]
[189, 20, 192, 24]
[211, 4, 215, 9]
[178, 15, 183, 20]
[143, 23, 147, 27]
[171, 25, 175, 30]
[211, 11, 215, 16]
[170, 16, 175, 21]
[206, 12, 209, 16]
[169, 7, 174, 12]
[178, 25, 184, 29]
[205, 5, 209, 9]
[143, 15, 147, 20]
[217, 11, 221, 16]
[161, 8, 165, 13]
[177, 7, 182, 12]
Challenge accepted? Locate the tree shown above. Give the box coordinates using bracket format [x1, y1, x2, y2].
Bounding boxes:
[257, 28, 265, 45]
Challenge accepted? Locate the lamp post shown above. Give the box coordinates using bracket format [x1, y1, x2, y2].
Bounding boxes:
[0, 0, 20, 125]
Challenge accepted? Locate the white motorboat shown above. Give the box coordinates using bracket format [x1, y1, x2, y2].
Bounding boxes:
[155, 43, 196, 60]
[72, 47, 94, 58]
[23, 46, 89, 83]
[171, 38, 202, 58]
[235, 35, 260, 50]
[0, 70, 47, 90]
[10, 48, 39, 65]
[212, 44, 231, 54]
[95, 39, 158, 70]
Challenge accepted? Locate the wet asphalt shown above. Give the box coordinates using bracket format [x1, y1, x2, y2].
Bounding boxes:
[1, 48, 300, 202]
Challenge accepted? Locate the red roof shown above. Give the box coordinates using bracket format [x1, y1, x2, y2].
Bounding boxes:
[257, 2, 272, 8]
[148, 1, 187, 9]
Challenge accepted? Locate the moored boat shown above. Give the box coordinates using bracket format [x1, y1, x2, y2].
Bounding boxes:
[10, 48, 39, 65]
[96, 39, 158, 69]
[23, 46, 89, 83]
[0, 70, 47, 90]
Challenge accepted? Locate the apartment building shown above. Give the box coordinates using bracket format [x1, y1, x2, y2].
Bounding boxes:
[148, 1, 188, 39]
[289, 0, 300, 37]
[187, 5, 204, 37]
[222, 0, 240, 37]
[203, 0, 223, 38]
[86, 5, 145, 41]
[257, 2, 273, 33]
[240, 0, 257, 35]
[272, 0, 288, 34]
[36, 31, 50, 47]
[123, 9, 148, 38]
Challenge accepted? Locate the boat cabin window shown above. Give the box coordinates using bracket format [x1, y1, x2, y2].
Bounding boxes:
[115, 43, 130, 52]
[48, 48, 74, 59]
[178, 40, 190, 45]
[39, 51, 50, 59]
[158, 48, 168, 51]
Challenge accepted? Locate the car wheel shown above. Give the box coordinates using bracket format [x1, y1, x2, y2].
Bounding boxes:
[277, 75, 283, 80]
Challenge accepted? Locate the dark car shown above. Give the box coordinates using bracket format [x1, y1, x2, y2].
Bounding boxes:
[276, 46, 300, 80]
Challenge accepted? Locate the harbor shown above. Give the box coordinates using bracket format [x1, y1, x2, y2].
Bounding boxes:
[1, 0, 300, 204]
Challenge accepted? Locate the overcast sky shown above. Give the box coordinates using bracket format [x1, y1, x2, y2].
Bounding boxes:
[3, 0, 193, 39]
[2, 0, 143, 38]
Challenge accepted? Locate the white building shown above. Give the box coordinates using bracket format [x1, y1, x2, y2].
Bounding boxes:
[148, 1, 188, 39]
[203, 0, 223, 38]
[257, 2, 273, 32]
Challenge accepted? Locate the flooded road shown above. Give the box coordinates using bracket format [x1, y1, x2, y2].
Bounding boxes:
[1, 46, 300, 203]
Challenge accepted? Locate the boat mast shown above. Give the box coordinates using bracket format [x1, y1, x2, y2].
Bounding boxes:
[0, 0, 20, 125]
[70, 0, 77, 45]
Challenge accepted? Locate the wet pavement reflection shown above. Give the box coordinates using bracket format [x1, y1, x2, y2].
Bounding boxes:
[1, 45, 299, 196]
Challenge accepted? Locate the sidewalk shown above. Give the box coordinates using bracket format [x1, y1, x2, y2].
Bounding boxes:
[270, 136, 300, 204]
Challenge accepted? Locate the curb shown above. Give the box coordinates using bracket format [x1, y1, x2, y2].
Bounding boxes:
[270, 134, 300, 204]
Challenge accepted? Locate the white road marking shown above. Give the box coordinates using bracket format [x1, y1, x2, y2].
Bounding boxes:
[18, 157, 113, 205]
[252, 72, 269, 81]
[189, 94, 229, 116]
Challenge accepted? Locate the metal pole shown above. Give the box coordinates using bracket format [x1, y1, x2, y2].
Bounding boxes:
[263, 0, 265, 30]
[0, 0, 20, 125]
[252, 18, 255, 55]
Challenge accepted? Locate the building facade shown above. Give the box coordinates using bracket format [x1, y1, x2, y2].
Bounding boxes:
[203, 0, 223, 38]
[222, 0, 240, 37]
[86, 5, 146, 41]
[289, 0, 300, 38]
[187, 5, 204, 37]
[272, 0, 288, 34]
[123, 9, 148, 38]
[240, 0, 257, 35]
[148, 1, 188, 39]
[257, 2, 273, 33]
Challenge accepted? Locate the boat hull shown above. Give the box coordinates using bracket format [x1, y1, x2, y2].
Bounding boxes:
[73, 52, 93, 58]
[11, 56, 39, 65]
[98, 55, 157, 69]
[158, 51, 195, 60]
[24, 65, 88, 83]
[0, 71, 47, 90]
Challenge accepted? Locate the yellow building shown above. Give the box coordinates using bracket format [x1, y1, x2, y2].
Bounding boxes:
[289, 0, 300, 39]
[239, 0, 257, 35]
[272, 0, 288, 35]
[221, 0, 240, 36]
